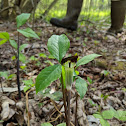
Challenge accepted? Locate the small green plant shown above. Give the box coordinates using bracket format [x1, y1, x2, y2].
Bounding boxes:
[93, 108, 126, 126]
[101, 70, 110, 77]
[23, 79, 35, 92]
[35, 34, 101, 125]
[41, 122, 66, 126]
[0, 13, 40, 98]
[87, 76, 93, 84]
[101, 94, 109, 101]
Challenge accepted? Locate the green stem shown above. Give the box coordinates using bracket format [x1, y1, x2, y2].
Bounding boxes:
[67, 89, 71, 126]
[61, 74, 68, 125]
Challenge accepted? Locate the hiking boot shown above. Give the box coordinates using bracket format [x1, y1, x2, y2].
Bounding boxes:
[50, 0, 83, 30]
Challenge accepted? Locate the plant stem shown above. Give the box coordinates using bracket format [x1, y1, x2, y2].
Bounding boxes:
[67, 89, 71, 126]
[75, 92, 78, 126]
[61, 74, 68, 126]
[17, 32, 21, 99]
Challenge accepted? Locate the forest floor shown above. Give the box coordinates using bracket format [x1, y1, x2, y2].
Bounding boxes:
[0, 20, 126, 126]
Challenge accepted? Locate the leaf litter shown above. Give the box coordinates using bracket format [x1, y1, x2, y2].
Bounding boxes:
[0, 20, 126, 126]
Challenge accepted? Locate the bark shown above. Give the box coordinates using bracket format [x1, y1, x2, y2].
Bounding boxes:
[0, 0, 9, 19]
[0, 0, 40, 21]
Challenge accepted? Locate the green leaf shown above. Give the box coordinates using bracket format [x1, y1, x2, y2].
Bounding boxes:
[75, 77, 87, 99]
[116, 110, 126, 121]
[0, 71, 9, 79]
[0, 32, 9, 40]
[87, 77, 93, 84]
[42, 91, 62, 101]
[9, 40, 17, 49]
[0, 39, 7, 45]
[17, 28, 40, 39]
[19, 44, 28, 52]
[88, 99, 97, 107]
[8, 74, 16, 80]
[19, 53, 26, 63]
[11, 56, 16, 60]
[47, 34, 70, 63]
[93, 114, 103, 119]
[23, 79, 33, 86]
[102, 110, 114, 119]
[100, 119, 110, 126]
[41, 122, 53, 126]
[57, 123, 66, 126]
[76, 54, 101, 68]
[16, 13, 30, 28]
[35, 64, 62, 93]
[39, 53, 47, 58]
[24, 86, 30, 92]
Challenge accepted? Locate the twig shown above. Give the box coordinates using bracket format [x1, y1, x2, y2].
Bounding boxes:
[49, 113, 62, 123]
[26, 89, 35, 126]
[51, 99, 62, 115]
[75, 92, 78, 126]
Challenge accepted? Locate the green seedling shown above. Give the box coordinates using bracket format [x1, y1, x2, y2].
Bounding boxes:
[41, 122, 66, 126]
[30, 56, 38, 61]
[0, 72, 16, 80]
[101, 70, 110, 77]
[101, 94, 109, 101]
[88, 99, 97, 107]
[39, 53, 47, 58]
[0, 13, 40, 99]
[93, 108, 126, 126]
[23, 79, 35, 92]
[0, 71, 9, 79]
[87, 76, 93, 84]
[35, 34, 101, 125]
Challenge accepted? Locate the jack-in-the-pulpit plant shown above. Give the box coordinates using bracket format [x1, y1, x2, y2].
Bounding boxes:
[35, 34, 101, 126]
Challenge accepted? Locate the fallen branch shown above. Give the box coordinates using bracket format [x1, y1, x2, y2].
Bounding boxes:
[26, 89, 35, 126]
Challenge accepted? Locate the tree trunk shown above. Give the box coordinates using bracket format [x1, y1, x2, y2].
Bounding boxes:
[0, 0, 9, 19]
[20, 0, 40, 13]
[0, 0, 40, 21]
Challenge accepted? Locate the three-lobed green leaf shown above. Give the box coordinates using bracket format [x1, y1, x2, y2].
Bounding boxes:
[16, 13, 30, 28]
[76, 54, 101, 68]
[47, 34, 70, 63]
[35, 64, 62, 93]
[75, 77, 87, 99]
[17, 28, 40, 39]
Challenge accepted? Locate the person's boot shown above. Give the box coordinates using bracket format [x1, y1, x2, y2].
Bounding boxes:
[50, 0, 83, 30]
[107, 0, 126, 35]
